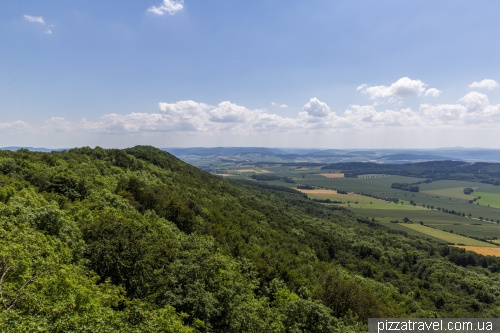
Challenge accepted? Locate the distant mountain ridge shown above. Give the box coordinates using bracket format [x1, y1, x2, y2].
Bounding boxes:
[0, 146, 67, 152]
[3, 146, 500, 163]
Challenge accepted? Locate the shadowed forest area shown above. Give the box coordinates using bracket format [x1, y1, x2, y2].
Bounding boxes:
[2, 146, 500, 332]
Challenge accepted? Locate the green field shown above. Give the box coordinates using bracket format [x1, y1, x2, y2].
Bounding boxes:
[399, 223, 495, 247]
[473, 192, 500, 209]
[422, 187, 478, 200]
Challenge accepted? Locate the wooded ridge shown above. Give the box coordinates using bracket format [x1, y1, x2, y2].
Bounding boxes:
[1, 146, 500, 332]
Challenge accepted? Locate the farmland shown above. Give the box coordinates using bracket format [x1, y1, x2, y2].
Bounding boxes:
[211, 162, 500, 247]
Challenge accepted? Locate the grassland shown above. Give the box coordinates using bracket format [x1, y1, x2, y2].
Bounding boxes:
[399, 224, 493, 247]
[473, 192, 500, 209]
[422, 187, 478, 200]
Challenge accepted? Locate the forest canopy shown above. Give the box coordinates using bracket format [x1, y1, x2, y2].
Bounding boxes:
[1, 146, 500, 332]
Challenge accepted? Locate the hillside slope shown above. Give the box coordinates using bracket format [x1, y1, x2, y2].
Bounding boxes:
[1, 146, 500, 332]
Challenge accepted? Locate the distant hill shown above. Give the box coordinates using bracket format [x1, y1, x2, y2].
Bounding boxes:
[381, 153, 453, 161]
[322, 160, 500, 185]
[0, 146, 67, 152]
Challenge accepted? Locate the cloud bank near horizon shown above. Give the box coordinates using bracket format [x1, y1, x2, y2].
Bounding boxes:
[2, 78, 500, 142]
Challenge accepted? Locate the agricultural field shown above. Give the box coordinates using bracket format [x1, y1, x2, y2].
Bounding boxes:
[473, 192, 500, 209]
[318, 173, 344, 178]
[211, 163, 500, 247]
[453, 246, 500, 257]
[399, 224, 493, 247]
[421, 187, 477, 200]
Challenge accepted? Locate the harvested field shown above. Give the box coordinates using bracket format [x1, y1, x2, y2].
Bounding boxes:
[295, 189, 338, 195]
[237, 169, 272, 173]
[453, 246, 500, 256]
[216, 174, 235, 177]
[318, 173, 344, 179]
[295, 167, 310, 170]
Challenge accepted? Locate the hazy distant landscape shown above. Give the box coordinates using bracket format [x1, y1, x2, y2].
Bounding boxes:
[161, 147, 500, 166]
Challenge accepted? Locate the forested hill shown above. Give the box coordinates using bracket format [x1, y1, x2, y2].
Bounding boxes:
[2, 147, 500, 332]
[322, 161, 500, 185]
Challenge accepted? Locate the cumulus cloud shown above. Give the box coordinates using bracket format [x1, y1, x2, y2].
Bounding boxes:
[23, 15, 44, 24]
[271, 102, 277, 107]
[344, 105, 422, 128]
[303, 97, 331, 117]
[425, 88, 441, 97]
[20, 89, 500, 138]
[359, 77, 427, 99]
[469, 79, 499, 90]
[209, 101, 251, 123]
[420, 91, 500, 125]
[0, 120, 33, 131]
[420, 104, 466, 124]
[148, 0, 184, 15]
[252, 113, 297, 132]
[458, 92, 490, 113]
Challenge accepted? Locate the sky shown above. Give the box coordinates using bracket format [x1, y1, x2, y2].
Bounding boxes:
[1, 0, 500, 149]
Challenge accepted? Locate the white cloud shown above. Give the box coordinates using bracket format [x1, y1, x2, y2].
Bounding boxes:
[209, 101, 251, 123]
[17, 90, 500, 139]
[303, 97, 331, 117]
[420, 104, 466, 124]
[419, 91, 500, 126]
[43, 117, 77, 132]
[271, 102, 288, 108]
[458, 91, 490, 113]
[425, 88, 441, 97]
[344, 105, 422, 128]
[148, 0, 184, 15]
[469, 79, 499, 90]
[44, 29, 53, 35]
[156, 100, 211, 130]
[252, 113, 297, 132]
[0, 120, 33, 131]
[359, 77, 427, 99]
[23, 15, 44, 24]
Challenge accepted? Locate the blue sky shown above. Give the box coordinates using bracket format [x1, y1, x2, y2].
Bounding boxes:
[1, 0, 500, 148]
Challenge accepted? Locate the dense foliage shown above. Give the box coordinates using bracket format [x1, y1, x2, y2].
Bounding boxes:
[250, 174, 295, 183]
[1, 146, 500, 332]
[322, 161, 500, 185]
[464, 187, 474, 195]
[391, 183, 419, 192]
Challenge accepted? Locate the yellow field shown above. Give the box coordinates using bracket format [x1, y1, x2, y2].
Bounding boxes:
[318, 173, 344, 179]
[216, 173, 235, 177]
[453, 246, 500, 257]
